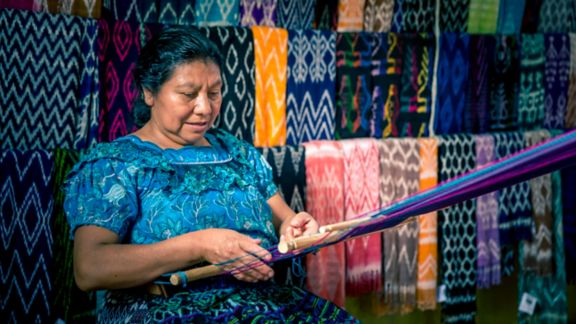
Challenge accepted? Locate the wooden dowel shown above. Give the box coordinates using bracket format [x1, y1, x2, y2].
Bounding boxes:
[318, 216, 373, 233]
[277, 230, 345, 253]
[169, 264, 223, 286]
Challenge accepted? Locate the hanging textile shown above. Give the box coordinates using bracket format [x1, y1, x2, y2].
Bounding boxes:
[276, 0, 315, 30]
[538, 0, 576, 33]
[435, 33, 470, 135]
[77, 19, 100, 150]
[0, 0, 35, 10]
[252, 26, 287, 147]
[336, 0, 365, 32]
[0, 9, 96, 150]
[341, 139, 381, 296]
[398, 33, 434, 137]
[240, 0, 277, 27]
[102, 0, 158, 24]
[0, 150, 55, 322]
[474, 134, 501, 288]
[438, 134, 477, 324]
[518, 171, 567, 323]
[489, 35, 520, 131]
[416, 138, 438, 310]
[517, 34, 545, 130]
[38, 0, 102, 18]
[496, 0, 526, 34]
[466, 35, 494, 134]
[467, 0, 499, 33]
[286, 29, 336, 145]
[543, 34, 570, 129]
[363, 0, 394, 32]
[520, 0, 543, 33]
[566, 34, 576, 128]
[562, 166, 576, 284]
[374, 138, 420, 315]
[438, 0, 470, 32]
[304, 141, 346, 308]
[521, 130, 553, 275]
[400, 0, 435, 33]
[50, 149, 96, 322]
[194, 0, 240, 27]
[313, 0, 337, 31]
[335, 32, 374, 139]
[390, 0, 403, 32]
[201, 26, 255, 143]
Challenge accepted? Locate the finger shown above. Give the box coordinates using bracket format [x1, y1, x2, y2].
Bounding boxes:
[239, 241, 274, 279]
[291, 214, 310, 227]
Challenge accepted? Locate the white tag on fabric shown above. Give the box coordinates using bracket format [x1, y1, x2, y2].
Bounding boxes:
[519, 292, 538, 315]
[437, 284, 447, 303]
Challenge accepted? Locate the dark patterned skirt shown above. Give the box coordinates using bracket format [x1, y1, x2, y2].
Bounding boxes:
[99, 278, 357, 323]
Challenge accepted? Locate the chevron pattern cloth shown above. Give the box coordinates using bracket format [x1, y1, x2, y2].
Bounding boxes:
[103, 0, 196, 25]
[398, 33, 434, 137]
[374, 138, 420, 315]
[252, 26, 287, 147]
[538, 0, 576, 32]
[341, 139, 381, 296]
[489, 35, 520, 131]
[0, 150, 54, 322]
[0, 9, 96, 150]
[416, 138, 438, 311]
[517, 34, 545, 130]
[201, 26, 255, 142]
[522, 130, 553, 275]
[435, 33, 470, 135]
[438, 134, 477, 324]
[496, 0, 526, 34]
[77, 18, 100, 150]
[467, 0, 499, 33]
[390, 0, 403, 32]
[276, 0, 315, 30]
[336, 0, 364, 32]
[194, 0, 240, 27]
[543, 33, 570, 129]
[50, 149, 96, 322]
[313, 0, 337, 31]
[97, 18, 144, 142]
[304, 141, 346, 308]
[336, 32, 374, 139]
[474, 134, 501, 288]
[466, 35, 494, 134]
[566, 34, 576, 128]
[286, 29, 336, 145]
[439, 0, 470, 32]
[518, 171, 567, 323]
[38, 0, 102, 18]
[562, 166, 576, 284]
[240, 0, 276, 27]
[363, 0, 394, 32]
[399, 0, 435, 33]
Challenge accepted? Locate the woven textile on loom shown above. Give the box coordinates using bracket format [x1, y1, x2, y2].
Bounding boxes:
[304, 141, 346, 308]
[0, 150, 54, 322]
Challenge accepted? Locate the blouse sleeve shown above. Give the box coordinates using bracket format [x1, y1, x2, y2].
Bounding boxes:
[63, 157, 138, 240]
[244, 145, 278, 200]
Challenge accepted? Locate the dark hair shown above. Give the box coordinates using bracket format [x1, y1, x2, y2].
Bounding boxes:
[132, 26, 223, 127]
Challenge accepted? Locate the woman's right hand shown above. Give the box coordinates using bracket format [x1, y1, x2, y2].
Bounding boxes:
[199, 229, 274, 283]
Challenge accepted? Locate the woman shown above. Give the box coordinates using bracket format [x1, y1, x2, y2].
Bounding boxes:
[64, 27, 357, 322]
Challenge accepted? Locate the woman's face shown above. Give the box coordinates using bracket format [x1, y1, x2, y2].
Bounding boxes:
[144, 60, 222, 148]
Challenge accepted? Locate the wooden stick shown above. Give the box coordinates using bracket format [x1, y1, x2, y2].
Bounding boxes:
[170, 264, 223, 286]
[277, 230, 346, 253]
[318, 216, 373, 233]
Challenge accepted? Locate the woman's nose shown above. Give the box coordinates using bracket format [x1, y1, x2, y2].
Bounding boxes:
[194, 93, 212, 115]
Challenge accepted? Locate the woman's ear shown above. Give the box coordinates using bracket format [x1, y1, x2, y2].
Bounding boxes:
[143, 89, 154, 107]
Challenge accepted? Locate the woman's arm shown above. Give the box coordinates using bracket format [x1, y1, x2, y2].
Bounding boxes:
[267, 193, 319, 242]
[73, 225, 274, 291]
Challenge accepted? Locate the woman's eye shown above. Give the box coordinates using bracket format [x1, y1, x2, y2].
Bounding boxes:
[183, 92, 197, 99]
[209, 92, 220, 98]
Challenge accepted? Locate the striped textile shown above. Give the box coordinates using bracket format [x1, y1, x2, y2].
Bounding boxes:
[0, 9, 98, 150]
[474, 134, 501, 288]
[252, 26, 287, 147]
[286, 29, 336, 145]
[240, 0, 277, 27]
[194, 0, 240, 27]
[336, 0, 365, 32]
[517, 34, 545, 130]
[467, 0, 499, 33]
[565, 34, 576, 128]
[438, 0, 470, 32]
[489, 35, 520, 131]
[276, 0, 315, 30]
[363, 0, 394, 32]
[400, 0, 435, 33]
[538, 0, 576, 32]
[304, 141, 346, 308]
[543, 34, 570, 129]
[438, 134, 477, 324]
[466, 35, 494, 134]
[103, 0, 196, 25]
[0, 150, 55, 322]
[416, 138, 438, 310]
[313, 0, 337, 30]
[518, 171, 567, 323]
[341, 139, 381, 296]
[496, 0, 526, 34]
[201, 26, 255, 143]
[336, 32, 374, 139]
[375, 138, 420, 314]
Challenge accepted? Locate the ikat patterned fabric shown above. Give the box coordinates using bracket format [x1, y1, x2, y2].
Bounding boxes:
[517, 34, 545, 130]
[336, 0, 365, 32]
[102, 0, 195, 25]
[363, 0, 394, 32]
[489, 35, 520, 131]
[439, 0, 470, 32]
[466, 35, 494, 134]
[566, 34, 576, 128]
[537, 0, 576, 33]
[276, 0, 315, 30]
[240, 0, 276, 27]
[543, 33, 570, 129]
[194, 0, 240, 27]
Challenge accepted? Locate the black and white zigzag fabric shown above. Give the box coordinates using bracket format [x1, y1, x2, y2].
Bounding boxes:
[277, 0, 316, 30]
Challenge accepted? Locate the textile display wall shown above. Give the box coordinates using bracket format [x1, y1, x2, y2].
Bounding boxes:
[1, 1, 576, 323]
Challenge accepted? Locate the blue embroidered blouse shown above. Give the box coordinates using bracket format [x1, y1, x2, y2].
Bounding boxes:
[64, 129, 279, 248]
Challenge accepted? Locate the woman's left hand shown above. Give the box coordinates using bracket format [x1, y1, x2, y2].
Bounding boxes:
[280, 212, 319, 242]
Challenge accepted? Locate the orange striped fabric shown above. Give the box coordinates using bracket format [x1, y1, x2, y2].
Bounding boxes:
[336, 0, 366, 32]
[252, 26, 288, 147]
